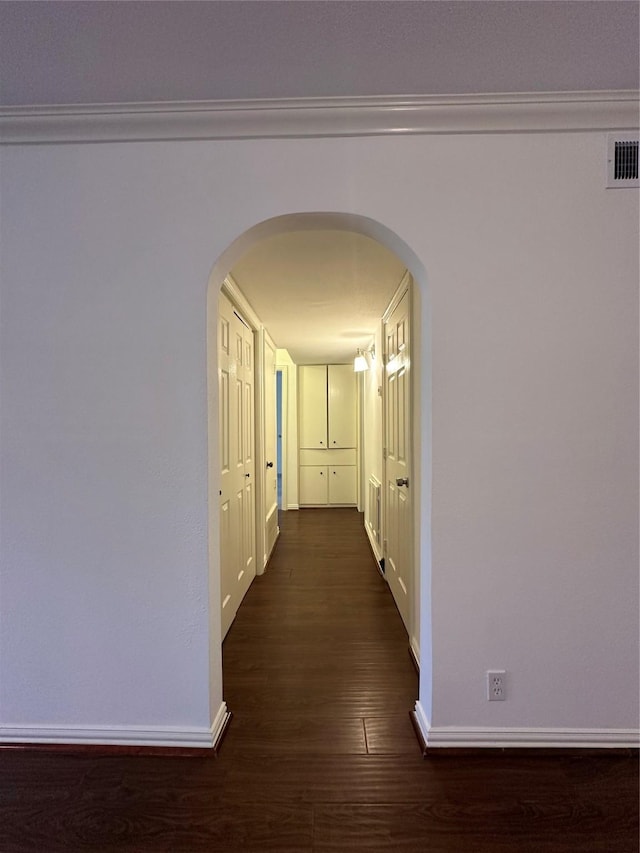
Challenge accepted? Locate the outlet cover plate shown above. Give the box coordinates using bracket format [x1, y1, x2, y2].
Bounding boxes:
[487, 670, 506, 701]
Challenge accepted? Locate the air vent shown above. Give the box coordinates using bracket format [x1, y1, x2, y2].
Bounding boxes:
[607, 133, 639, 188]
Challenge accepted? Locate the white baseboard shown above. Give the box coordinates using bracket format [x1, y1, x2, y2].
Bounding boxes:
[287, 503, 299, 511]
[364, 522, 383, 565]
[412, 702, 639, 749]
[210, 701, 232, 751]
[0, 702, 231, 749]
[409, 636, 420, 670]
[261, 527, 280, 574]
[413, 701, 431, 744]
[261, 523, 280, 574]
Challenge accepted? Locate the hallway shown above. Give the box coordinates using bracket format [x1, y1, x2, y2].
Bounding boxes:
[0, 509, 637, 851]
[222, 507, 418, 752]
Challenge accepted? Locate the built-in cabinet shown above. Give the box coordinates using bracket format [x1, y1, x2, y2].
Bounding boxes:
[298, 364, 357, 506]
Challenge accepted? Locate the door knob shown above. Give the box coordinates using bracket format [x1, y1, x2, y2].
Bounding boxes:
[245, 473, 251, 478]
[266, 461, 274, 468]
[396, 477, 409, 487]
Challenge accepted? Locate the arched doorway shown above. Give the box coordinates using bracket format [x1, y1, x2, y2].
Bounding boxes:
[206, 212, 432, 739]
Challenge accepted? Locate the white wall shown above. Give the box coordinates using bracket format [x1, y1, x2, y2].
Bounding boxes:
[1, 127, 637, 744]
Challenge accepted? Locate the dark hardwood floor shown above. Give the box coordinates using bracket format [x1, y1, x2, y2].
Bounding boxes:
[0, 508, 637, 852]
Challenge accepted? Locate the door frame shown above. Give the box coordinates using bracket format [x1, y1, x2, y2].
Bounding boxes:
[262, 329, 279, 565]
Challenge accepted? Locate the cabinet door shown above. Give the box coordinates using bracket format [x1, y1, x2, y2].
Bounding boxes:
[299, 365, 327, 449]
[299, 466, 328, 504]
[328, 364, 356, 448]
[328, 466, 356, 505]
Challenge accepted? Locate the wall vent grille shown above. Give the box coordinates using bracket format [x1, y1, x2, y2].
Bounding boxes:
[607, 134, 639, 188]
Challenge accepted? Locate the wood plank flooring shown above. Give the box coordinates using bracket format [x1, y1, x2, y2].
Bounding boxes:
[0, 508, 637, 852]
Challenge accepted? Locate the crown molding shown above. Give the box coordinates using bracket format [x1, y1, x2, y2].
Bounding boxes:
[0, 91, 637, 145]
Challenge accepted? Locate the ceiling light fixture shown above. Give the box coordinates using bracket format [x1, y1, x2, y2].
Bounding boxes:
[354, 348, 369, 373]
[353, 348, 369, 373]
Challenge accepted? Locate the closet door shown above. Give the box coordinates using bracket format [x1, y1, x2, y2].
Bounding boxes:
[383, 287, 411, 634]
[328, 364, 356, 448]
[239, 320, 256, 602]
[218, 291, 256, 640]
[218, 293, 238, 640]
[299, 365, 327, 449]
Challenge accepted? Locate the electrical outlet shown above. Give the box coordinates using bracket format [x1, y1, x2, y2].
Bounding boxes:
[486, 670, 506, 701]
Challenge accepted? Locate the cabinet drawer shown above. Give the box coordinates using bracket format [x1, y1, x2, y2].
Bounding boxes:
[299, 448, 356, 466]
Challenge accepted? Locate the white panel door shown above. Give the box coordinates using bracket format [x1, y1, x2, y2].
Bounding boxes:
[239, 319, 256, 603]
[218, 295, 234, 638]
[299, 365, 328, 449]
[218, 292, 256, 640]
[328, 364, 357, 448]
[263, 335, 278, 562]
[384, 288, 412, 634]
[218, 292, 242, 638]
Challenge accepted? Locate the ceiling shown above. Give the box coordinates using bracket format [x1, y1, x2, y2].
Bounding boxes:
[230, 230, 406, 365]
[0, 2, 638, 107]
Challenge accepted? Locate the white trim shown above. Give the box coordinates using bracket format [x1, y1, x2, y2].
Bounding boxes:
[409, 636, 421, 670]
[0, 701, 231, 749]
[287, 503, 299, 511]
[262, 330, 279, 567]
[365, 520, 383, 565]
[1, 91, 637, 145]
[221, 274, 262, 332]
[412, 705, 640, 749]
[210, 700, 232, 751]
[382, 270, 412, 326]
[265, 523, 280, 564]
[413, 700, 431, 742]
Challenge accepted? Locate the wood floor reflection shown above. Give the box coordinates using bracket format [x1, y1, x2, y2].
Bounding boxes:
[0, 508, 637, 852]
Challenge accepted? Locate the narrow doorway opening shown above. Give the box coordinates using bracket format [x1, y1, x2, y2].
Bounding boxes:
[207, 211, 432, 745]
